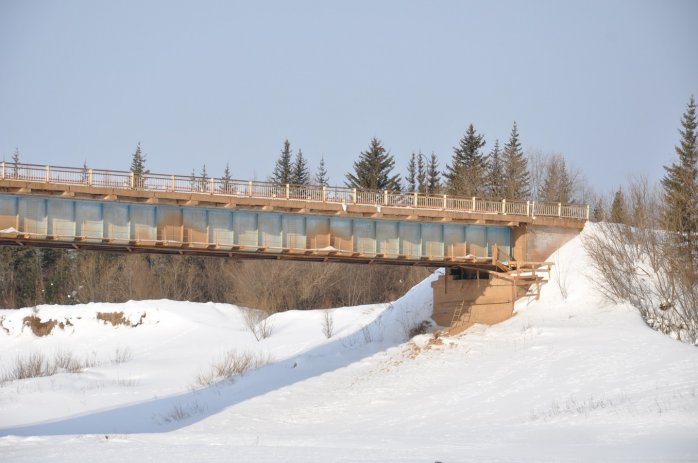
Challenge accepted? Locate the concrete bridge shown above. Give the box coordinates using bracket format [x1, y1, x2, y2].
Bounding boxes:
[0, 162, 586, 267]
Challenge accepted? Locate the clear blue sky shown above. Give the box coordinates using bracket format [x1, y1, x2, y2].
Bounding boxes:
[1, 0, 696, 194]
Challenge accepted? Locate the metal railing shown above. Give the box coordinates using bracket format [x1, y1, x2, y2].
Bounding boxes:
[0, 161, 589, 220]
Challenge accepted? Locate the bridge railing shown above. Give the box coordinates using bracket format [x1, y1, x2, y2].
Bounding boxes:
[0, 161, 589, 220]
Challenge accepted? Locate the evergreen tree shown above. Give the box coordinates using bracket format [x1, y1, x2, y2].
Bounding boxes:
[501, 122, 530, 199]
[130, 142, 148, 189]
[199, 164, 209, 192]
[426, 152, 441, 194]
[315, 156, 329, 186]
[661, 94, 698, 253]
[610, 189, 627, 224]
[11, 147, 20, 178]
[487, 140, 505, 198]
[221, 163, 232, 193]
[292, 149, 311, 185]
[417, 151, 427, 193]
[591, 197, 606, 222]
[271, 139, 293, 184]
[405, 153, 417, 192]
[345, 137, 401, 191]
[540, 154, 573, 203]
[189, 168, 197, 191]
[81, 160, 89, 184]
[444, 124, 488, 196]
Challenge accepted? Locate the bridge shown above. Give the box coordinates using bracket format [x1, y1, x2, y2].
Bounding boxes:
[0, 161, 587, 268]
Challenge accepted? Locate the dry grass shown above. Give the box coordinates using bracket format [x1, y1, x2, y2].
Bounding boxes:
[23, 315, 60, 337]
[96, 312, 129, 326]
[96, 312, 146, 327]
[1, 351, 99, 384]
[193, 350, 271, 388]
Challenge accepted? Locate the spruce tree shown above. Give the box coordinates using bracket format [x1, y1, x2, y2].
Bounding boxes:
[417, 151, 427, 193]
[130, 142, 148, 189]
[661, 94, 698, 252]
[221, 163, 232, 193]
[444, 124, 487, 196]
[345, 137, 401, 191]
[405, 153, 417, 192]
[11, 147, 20, 178]
[427, 152, 441, 194]
[292, 149, 311, 185]
[199, 164, 209, 192]
[540, 154, 573, 203]
[610, 189, 627, 224]
[487, 140, 505, 198]
[315, 156, 329, 186]
[501, 122, 530, 199]
[271, 139, 293, 184]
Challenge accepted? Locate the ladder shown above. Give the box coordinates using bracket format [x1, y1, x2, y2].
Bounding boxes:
[449, 298, 470, 329]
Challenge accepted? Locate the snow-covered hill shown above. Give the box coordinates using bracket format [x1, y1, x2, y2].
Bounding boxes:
[1, 225, 697, 462]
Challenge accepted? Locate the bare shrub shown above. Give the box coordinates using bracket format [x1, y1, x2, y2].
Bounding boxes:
[5, 353, 55, 381]
[160, 401, 205, 423]
[243, 308, 274, 341]
[54, 351, 84, 373]
[321, 310, 334, 339]
[23, 315, 59, 337]
[193, 350, 271, 388]
[230, 260, 429, 312]
[112, 347, 133, 364]
[583, 179, 698, 344]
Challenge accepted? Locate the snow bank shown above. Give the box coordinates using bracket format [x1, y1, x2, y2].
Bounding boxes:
[0, 226, 697, 462]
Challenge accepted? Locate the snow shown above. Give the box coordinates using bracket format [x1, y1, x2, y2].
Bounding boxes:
[1, 225, 697, 462]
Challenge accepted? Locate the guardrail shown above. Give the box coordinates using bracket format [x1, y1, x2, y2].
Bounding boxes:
[0, 161, 589, 220]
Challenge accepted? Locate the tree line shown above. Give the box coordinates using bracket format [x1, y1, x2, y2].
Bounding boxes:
[263, 121, 583, 204]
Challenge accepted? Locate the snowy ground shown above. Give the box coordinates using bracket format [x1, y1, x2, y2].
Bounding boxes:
[1, 226, 697, 462]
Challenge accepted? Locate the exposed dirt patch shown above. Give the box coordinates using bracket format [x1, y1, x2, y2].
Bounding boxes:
[96, 312, 146, 327]
[23, 315, 60, 337]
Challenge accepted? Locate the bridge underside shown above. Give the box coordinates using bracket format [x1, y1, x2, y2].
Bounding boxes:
[0, 192, 516, 268]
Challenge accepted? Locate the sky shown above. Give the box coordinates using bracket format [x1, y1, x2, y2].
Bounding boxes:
[1, 0, 696, 196]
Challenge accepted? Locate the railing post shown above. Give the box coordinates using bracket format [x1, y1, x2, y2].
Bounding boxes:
[526, 201, 530, 217]
[45, 165, 50, 182]
[286, 183, 290, 200]
[171, 175, 175, 192]
[88, 169, 93, 186]
[443, 194, 447, 210]
[248, 180, 253, 197]
[558, 202, 562, 217]
[502, 198, 506, 214]
[472, 197, 476, 211]
[322, 186, 326, 202]
[352, 188, 357, 204]
[531, 201, 536, 217]
[210, 177, 215, 194]
[384, 190, 388, 205]
[586, 205, 590, 220]
[129, 172, 135, 189]
[413, 192, 418, 207]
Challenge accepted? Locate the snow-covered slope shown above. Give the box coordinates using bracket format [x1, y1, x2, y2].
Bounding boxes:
[1, 226, 697, 462]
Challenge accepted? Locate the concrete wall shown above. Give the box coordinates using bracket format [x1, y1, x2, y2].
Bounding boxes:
[431, 274, 529, 331]
[513, 223, 581, 263]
